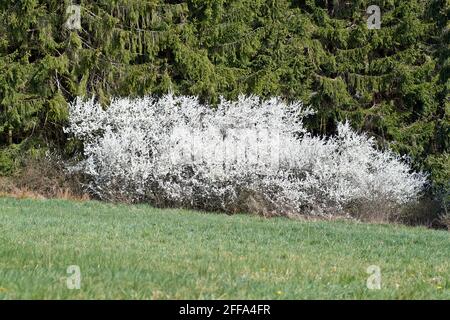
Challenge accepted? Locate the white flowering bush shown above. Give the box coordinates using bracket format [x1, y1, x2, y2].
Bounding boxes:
[65, 94, 426, 218]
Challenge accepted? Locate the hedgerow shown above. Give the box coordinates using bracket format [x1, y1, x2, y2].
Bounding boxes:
[66, 94, 426, 218]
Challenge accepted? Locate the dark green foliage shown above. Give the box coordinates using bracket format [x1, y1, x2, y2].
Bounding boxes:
[0, 0, 448, 197]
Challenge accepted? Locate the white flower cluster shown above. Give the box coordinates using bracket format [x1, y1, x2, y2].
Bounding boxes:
[65, 94, 426, 216]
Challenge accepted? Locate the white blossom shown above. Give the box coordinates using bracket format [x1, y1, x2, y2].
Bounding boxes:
[65, 94, 426, 216]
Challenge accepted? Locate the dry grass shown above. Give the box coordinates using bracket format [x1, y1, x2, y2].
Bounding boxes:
[0, 157, 89, 201]
[440, 214, 450, 231]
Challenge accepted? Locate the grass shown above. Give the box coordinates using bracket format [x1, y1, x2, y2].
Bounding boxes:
[0, 197, 448, 299]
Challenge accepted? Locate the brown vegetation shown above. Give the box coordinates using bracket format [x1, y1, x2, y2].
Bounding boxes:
[0, 157, 89, 201]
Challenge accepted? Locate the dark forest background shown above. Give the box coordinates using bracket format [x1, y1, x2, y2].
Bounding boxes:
[0, 0, 448, 208]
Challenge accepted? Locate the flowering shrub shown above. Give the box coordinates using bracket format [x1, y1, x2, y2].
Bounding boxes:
[65, 94, 426, 218]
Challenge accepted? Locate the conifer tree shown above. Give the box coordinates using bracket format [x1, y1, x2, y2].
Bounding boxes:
[0, 0, 448, 199]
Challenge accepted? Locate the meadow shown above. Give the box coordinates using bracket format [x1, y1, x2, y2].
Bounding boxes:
[0, 197, 448, 299]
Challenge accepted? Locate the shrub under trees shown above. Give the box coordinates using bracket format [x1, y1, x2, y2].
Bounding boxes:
[66, 94, 426, 219]
[0, 1, 447, 221]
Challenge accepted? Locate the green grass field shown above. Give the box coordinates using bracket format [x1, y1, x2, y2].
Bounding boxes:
[0, 197, 448, 299]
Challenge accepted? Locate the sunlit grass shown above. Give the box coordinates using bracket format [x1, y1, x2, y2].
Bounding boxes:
[0, 197, 448, 299]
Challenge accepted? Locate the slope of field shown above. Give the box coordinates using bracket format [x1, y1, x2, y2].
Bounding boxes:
[0, 197, 448, 299]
